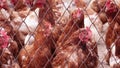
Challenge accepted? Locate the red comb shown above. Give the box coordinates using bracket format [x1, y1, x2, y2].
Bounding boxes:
[105, 0, 118, 14]
[33, 0, 46, 8]
[0, 29, 10, 48]
[105, 0, 111, 7]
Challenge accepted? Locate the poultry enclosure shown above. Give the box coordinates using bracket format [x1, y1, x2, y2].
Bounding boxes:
[0, 0, 120, 68]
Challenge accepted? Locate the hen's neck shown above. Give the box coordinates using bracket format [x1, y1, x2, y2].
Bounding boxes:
[34, 25, 46, 49]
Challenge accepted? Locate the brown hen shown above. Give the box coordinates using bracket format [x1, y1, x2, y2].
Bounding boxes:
[18, 20, 54, 68]
[104, 0, 120, 64]
[52, 27, 98, 68]
[57, 8, 84, 48]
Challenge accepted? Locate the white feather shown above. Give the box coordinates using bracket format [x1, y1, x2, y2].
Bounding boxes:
[84, 14, 103, 42]
[114, 0, 120, 8]
[19, 8, 39, 33]
[1, 8, 10, 19]
[24, 34, 35, 45]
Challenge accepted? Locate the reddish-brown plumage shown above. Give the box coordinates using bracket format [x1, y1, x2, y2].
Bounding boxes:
[113, 63, 120, 68]
[115, 37, 120, 58]
[105, 0, 120, 65]
[114, 23, 120, 58]
[18, 20, 54, 68]
[57, 8, 84, 48]
[8, 40, 18, 57]
[0, 22, 19, 67]
[52, 28, 98, 68]
[105, 22, 116, 64]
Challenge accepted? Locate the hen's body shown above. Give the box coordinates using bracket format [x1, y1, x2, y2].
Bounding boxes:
[104, 0, 120, 65]
[52, 28, 98, 68]
[18, 22, 54, 68]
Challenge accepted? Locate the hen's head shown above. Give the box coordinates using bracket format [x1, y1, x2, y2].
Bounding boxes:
[0, 0, 9, 10]
[79, 27, 92, 42]
[72, 8, 84, 21]
[0, 28, 10, 48]
[105, 0, 118, 19]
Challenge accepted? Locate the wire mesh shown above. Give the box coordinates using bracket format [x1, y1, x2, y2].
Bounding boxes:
[0, 0, 120, 68]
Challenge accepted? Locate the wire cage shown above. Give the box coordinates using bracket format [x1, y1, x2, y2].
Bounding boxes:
[0, 0, 120, 68]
